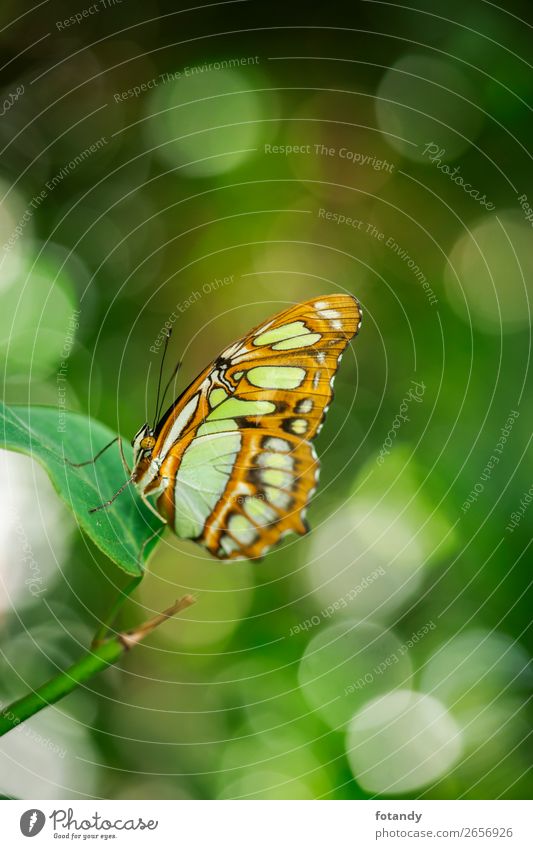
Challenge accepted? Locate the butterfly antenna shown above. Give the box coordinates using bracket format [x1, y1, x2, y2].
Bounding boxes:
[154, 358, 182, 427]
[89, 475, 134, 513]
[151, 328, 174, 424]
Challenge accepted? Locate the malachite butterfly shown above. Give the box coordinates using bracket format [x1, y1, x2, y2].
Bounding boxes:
[99, 294, 361, 560]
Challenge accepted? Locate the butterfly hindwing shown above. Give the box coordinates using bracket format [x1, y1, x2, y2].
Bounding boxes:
[157, 429, 318, 559]
[135, 294, 361, 560]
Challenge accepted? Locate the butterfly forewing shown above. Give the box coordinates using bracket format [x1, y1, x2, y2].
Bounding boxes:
[135, 294, 361, 560]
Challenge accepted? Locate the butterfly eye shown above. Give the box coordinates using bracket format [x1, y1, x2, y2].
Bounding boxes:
[140, 436, 156, 450]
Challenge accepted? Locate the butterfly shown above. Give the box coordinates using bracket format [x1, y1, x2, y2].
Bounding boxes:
[88, 294, 361, 561]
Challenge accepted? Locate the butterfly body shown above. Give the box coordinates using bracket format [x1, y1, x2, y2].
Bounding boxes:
[131, 294, 361, 560]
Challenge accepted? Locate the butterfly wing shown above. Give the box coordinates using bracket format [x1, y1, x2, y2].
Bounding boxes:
[137, 294, 361, 560]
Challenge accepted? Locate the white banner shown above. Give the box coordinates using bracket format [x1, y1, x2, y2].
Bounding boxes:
[1, 800, 531, 848]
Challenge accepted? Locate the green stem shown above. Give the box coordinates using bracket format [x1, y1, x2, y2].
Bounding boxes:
[0, 595, 195, 738]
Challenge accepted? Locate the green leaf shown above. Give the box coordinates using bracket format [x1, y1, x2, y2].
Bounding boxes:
[0, 403, 164, 576]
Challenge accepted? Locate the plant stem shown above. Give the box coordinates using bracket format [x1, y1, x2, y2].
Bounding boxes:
[0, 595, 195, 738]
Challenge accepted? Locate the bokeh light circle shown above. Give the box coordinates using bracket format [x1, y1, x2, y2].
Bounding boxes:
[298, 620, 413, 728]
[144, 67, 264, 176]
[346, 689, 463, 794]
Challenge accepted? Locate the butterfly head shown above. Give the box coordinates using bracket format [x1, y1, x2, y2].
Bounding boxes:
[131, 423, 156, 467]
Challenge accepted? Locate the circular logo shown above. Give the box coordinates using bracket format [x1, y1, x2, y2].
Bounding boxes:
[20, 810, 46, 837]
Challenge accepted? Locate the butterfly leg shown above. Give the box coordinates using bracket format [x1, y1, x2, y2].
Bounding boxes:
[64, 436, 119, 468]
[117, 434, 132, 476]
[140, 490, 168, 524]
[91, 574, 142, 648]
[88, 475, 134, 513]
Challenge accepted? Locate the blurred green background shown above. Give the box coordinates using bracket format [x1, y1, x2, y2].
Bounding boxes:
[0, 0, 532, 800]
